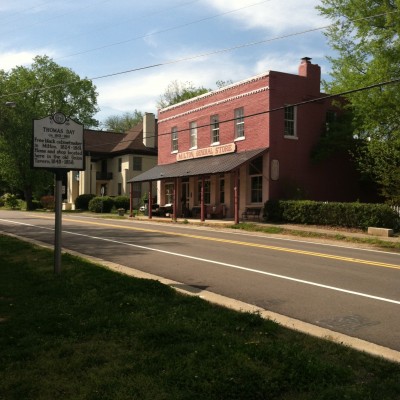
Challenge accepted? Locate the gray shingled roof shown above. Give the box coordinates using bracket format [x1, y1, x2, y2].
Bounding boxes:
[128, 147, 268, 183]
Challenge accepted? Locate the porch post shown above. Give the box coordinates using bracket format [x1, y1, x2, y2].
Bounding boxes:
[200, 176, 205, 222]
[173, 177, 178, 221]
[234, 169, 239, 224]
[129, 182, 134, 218]
[148, 181, 153, 219]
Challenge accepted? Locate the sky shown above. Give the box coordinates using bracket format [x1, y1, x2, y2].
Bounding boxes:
[0, 0, 334, 125]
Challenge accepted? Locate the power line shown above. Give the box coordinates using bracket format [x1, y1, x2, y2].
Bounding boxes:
[0, 24, 350, 100]
[82, 77, 400, 151]
[54, 0, 272, 61]
[0, 9, 398, 101]
[0, 0, 113, 32]
[0, 0, 54, 25]
[50, 0, 202, 47]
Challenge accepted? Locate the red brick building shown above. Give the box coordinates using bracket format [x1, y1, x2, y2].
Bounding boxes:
[130, 57, 360, 222]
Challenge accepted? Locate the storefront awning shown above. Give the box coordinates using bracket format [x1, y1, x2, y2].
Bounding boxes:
[128, 147, 268, 183]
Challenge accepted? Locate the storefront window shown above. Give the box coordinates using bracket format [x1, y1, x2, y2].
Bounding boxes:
[197, 179, 210, 204]
[249, 156, 263, 203]
[251, 176, 262, 203]
[219, 177, 225, 204]
[165, 183, 174, 204]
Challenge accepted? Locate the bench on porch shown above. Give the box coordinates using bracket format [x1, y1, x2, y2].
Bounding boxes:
[206, 204, 226, 219]
[241, 207, 262, 221]
[192, 204, 226, 219]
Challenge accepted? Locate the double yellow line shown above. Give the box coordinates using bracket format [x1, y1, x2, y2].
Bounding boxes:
[38, 215, 400, 271]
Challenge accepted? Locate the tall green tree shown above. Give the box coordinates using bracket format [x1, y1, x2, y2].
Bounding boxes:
[318, 0, 400, 204]
[101, 110, 143, 133]
[0, 55, 99, 209]
[157, 80, 210, 109]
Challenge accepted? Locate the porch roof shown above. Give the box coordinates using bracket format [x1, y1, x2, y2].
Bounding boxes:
[128, 147, 268, 183]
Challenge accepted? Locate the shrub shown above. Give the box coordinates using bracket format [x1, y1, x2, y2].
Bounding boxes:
[31, 200, 41, 210]
[40, 195, 55, 210]
[75, 194, 96, 210]
[88, 196, 114, 213]
[113, 196, 130, 210]
[2, 193, 19, 209]
[263, 200, 400, 231]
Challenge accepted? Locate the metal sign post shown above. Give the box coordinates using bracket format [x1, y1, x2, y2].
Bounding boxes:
[32, 112, 84, 274]
[54, 170, 63, 274]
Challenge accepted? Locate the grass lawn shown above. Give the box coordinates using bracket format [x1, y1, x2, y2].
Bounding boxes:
[0, 234, 399, 400]
[230, 223, 400, 253]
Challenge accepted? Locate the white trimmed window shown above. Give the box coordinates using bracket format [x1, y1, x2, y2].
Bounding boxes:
[171, 126, 178, 152]
[249, 156, 263, 203]
[284, 105, 296, 137]
[210, 115, 219, 144]
[197, 179, 211, 204]
[165, 183, 174, 204]
[234, 107, 244, 139]
[190, 121, 197, 148]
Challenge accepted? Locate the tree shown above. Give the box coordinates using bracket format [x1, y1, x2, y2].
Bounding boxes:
[156, 80, 210, 109]
[101, 110, 143, 133]
[317, 0, 400, 204]
[0, 55, 99, 209]
[216, 79, 233, 89]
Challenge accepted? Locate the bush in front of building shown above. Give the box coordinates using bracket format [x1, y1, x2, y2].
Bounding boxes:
[1, 193, 19, 209]
[88, 196, 114, 213]
[113, 196, 130, 210]
[31, 200, 41, 210]
[75, 194, 96, 210]
[40, 195, 55, 210]
[264, 200, 400, 231]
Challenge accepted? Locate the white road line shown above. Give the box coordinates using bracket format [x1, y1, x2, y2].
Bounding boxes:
[2, 218, 398, 306]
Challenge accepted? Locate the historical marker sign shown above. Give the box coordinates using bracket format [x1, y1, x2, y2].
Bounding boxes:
[32, 112, 84, 171]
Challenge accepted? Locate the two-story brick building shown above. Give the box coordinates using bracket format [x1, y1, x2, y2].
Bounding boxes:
[130, 57, 361, 222]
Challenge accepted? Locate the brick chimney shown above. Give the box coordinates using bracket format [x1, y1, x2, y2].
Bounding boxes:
[298, 57, 321, 95]
[143, 112, 156, 148]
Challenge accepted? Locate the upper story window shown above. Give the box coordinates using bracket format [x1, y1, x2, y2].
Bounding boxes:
[234, 107, 244, 139]
[210, 115, 219, 144]
[284, 105, 297, 137]
[325, 110, 337, 135]
[118, 158, 122, 172]
[171, 126, 178, 152]
[190, 121, 197, 148]
[133, 156, 142, 171]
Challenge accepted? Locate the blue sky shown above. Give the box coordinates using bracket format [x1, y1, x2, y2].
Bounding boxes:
[0, 0, 333, 124]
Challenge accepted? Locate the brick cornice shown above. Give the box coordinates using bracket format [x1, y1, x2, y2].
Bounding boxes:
[158, 85, 269, 123]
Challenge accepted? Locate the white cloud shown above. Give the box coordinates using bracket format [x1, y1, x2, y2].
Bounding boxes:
[203, 0, 326, 33]
[95, 52, 252, 121]
[0, 51, 39, 71]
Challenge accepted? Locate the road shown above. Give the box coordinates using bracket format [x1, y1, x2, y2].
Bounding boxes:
[1, 210, 399, 354]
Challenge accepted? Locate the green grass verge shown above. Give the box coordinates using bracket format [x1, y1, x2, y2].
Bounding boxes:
[1, 235, 399, 400]
[230, 223, 400, 252]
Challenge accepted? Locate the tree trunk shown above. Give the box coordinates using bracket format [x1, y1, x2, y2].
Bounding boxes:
[24, 186, 33, 211]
